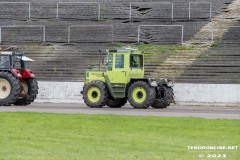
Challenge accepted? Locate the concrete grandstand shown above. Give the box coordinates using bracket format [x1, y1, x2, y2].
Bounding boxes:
[0, 0, 239, 84]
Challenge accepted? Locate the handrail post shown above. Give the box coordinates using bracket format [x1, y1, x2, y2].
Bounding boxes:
[98, 3, 100, 20]
[211, 28, 214, 43]
[68, 26, 71, 44]
[210, 2, 212, 20]
[137, 26, 140, 43]
[0, 27, 1, 43]
[181, 26, 184, 45]
[189, 3, 191, 20]
[111, 25, 114, 43]
[43, 26, 45, 44]
[28, 3, 31, 19]
[129, 3, 132, 20]
[56, 3, 59, 19]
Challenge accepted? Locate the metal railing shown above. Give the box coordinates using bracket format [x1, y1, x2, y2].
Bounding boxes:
[0, 25, 45, 44]
[0, 2, 31, 19]
[130, 2, 173, 21]
[137, 25, 184, 45]
[56, 2, 100, 20]
[189, 2, 212, 20]
[192, 26, 240, 44]
[67, 25, 113, 44]
[211, 26, 240, 43]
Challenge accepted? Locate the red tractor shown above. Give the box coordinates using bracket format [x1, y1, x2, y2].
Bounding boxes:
[0, 47, 38, 106]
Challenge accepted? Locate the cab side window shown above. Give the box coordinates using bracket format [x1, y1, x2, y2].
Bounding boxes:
[12, 56, 22, 69]
[0, 56, 10, 69]
[115, 54, 124, 69]
[107, 54, 113, 71]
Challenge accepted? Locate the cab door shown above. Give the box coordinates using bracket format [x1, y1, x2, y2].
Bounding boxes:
[105, 53, 127, 98]
[111, 54, 127, 83]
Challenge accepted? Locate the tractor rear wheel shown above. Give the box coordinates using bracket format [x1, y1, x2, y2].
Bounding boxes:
[165, 87, 174, 104]
[106, 98, 127, 108]
[83, 81, 108, 108]
[0, 72, 20, 105]
[151, 100, 168, 109]
[14, 78, 38, 106]
[151, 86, 174, 109]
[128, 81, 155, 109]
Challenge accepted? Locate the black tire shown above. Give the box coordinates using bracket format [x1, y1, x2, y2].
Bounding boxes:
[83, 81, 108, 108]
[151, 100, 168, 109]
[106, 98, 127, 108]
[151, 86, 174, 109]
[165, 87, 174, 104]
[0, 71, 20, 105]
[14, 78, 38, 106]
[128, 81, 155, 109]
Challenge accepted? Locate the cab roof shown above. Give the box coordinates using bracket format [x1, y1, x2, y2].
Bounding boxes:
[0, 51, 34, 61]
[107, 48, 142, 54]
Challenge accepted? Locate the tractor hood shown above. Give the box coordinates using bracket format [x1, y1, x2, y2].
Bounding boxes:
[84, 70, 105, 83]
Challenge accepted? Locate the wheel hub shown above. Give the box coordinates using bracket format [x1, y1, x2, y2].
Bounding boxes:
[2, 86, 7, 92]
[136, 91, 143, 98]
[91, 91, 98, 98]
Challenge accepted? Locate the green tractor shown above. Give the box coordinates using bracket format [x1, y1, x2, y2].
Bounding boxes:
[81, 48, 174, 109]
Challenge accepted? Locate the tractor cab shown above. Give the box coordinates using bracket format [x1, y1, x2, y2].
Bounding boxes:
[105, 49, 144, 84]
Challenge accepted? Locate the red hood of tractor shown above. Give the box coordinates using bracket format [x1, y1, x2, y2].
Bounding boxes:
[20, 69, 35, 78]
[11, 69, 35, 78]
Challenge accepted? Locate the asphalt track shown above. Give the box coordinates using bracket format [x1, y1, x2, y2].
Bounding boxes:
[0, 103, 240, 119]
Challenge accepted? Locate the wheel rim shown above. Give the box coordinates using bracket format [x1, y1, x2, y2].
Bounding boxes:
[87, 86, 101, 103]
[20, 80, 28, 95]
[132, 87, 146, 103]
[0, 78, 11, 99]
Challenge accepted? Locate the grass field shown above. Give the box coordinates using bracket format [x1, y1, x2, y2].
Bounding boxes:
[0, 112, 239, 160]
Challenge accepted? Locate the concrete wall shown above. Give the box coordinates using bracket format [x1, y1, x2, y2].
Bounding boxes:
[35, 81, 240, 106]
[174, 83, 240, 106]
[35, 82, 84, 103]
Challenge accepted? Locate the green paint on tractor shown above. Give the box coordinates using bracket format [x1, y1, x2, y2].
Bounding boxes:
[82, 48, 174, 109]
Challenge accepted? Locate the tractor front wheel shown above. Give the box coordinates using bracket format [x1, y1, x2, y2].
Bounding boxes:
[106, 98, 127, 108]
[128, 81, 155, 109]
[0, 72, 20, 105]
[83, 81, 108, 108]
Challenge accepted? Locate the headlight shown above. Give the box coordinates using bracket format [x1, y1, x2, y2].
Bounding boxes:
[150, 81, 157, 86]
[167, 81, 174, 87]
